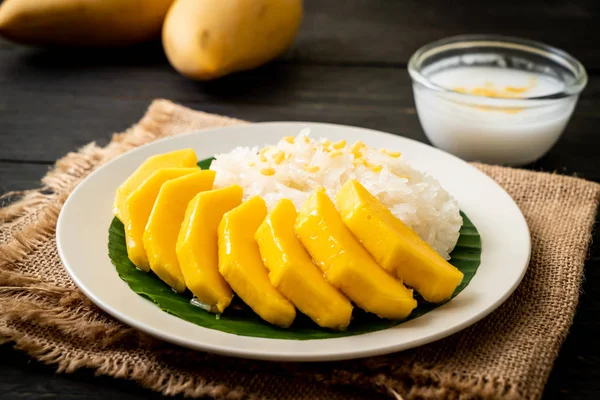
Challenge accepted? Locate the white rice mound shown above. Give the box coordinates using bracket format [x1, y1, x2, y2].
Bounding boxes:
[210, 129, 462, 259]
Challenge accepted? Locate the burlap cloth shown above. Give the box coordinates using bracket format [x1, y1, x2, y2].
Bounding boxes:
[1, 99, 599, 400]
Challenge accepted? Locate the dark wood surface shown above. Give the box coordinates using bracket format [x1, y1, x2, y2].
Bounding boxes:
[0, 0, 598, 398]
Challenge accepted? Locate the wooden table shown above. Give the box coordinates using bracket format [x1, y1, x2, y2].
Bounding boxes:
[1, 1, 598, 398]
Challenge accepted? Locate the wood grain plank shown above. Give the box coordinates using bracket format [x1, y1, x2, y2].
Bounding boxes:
[294, 0, 600, 68]
[0, 162, 48, 195]
[1, 0, 598, 68]
[0, 345, 168, 400]
[2, 39, 598, 116]
[0, 344, 387, 400]
[0, 47, 599, 180]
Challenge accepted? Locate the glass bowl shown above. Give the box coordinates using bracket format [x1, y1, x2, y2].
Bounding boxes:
[408, 35, 587, 165]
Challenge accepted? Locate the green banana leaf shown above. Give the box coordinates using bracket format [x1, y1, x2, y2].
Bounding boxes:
[108, 158, 481, 340]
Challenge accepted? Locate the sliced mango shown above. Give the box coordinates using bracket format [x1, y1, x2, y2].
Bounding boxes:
[255, 199, 353, 330]
[125, 167, 199, 272]
[336, 179, 464, 303]
[113, 149, 198, 222]
[218, 196, 296, 327]
[295, 189, 417, 320]
[176, 185, 243, 313]
[143, 170, 215, 293]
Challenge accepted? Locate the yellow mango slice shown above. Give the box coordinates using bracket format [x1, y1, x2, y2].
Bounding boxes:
[255, 199, 353, 330]
[336, 180, 464, 303]
[125, 167, 199, 272]
[176, 185, 243, 313]
[113, 149, 198, 222]
[143, 170, 215, 292]
[295, 189, 417, 320]
[218, 196, 296, 327]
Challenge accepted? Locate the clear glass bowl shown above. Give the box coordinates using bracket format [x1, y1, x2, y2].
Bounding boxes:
[408, 35, 587, 165]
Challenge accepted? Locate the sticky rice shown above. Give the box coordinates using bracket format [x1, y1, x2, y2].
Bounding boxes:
[210, 129, 462, 259]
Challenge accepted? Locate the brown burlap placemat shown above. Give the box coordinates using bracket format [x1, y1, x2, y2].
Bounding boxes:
[1, 99, 599, 400]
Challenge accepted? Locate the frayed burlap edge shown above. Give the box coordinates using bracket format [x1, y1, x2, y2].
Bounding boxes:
[0, 100, 257, 400]
[0, 99, 598, 400]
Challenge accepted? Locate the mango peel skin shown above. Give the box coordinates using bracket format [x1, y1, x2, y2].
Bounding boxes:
[162, 0, 303, 80]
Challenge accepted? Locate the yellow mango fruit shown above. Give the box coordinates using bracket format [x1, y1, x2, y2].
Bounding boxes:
[162, 0, 303, 80]
[143, 170, 215, 293]
[125, 167, 199, 272]
[295, 189, 417, 320]
[176, 185, 243, 314]
[218, 196, 296, 327]
[336, 180, 464, 303]
[255, 199, 353, 330]
[0, 0, 175, 47]
[113, 149, 198, 222]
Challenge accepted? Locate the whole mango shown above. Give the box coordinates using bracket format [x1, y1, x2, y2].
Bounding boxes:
[162, 0, 303, 80]
[0, 0, 175, 46]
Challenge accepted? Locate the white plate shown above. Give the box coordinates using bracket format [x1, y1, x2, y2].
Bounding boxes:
[56, 122, 530, 362]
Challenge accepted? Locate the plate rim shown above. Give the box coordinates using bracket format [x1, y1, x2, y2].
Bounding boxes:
[56, 121, 531, 362]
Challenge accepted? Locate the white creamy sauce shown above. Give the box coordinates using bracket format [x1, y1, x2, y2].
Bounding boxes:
[414, 66, 577, 165]
[430, 67, 563, 98]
